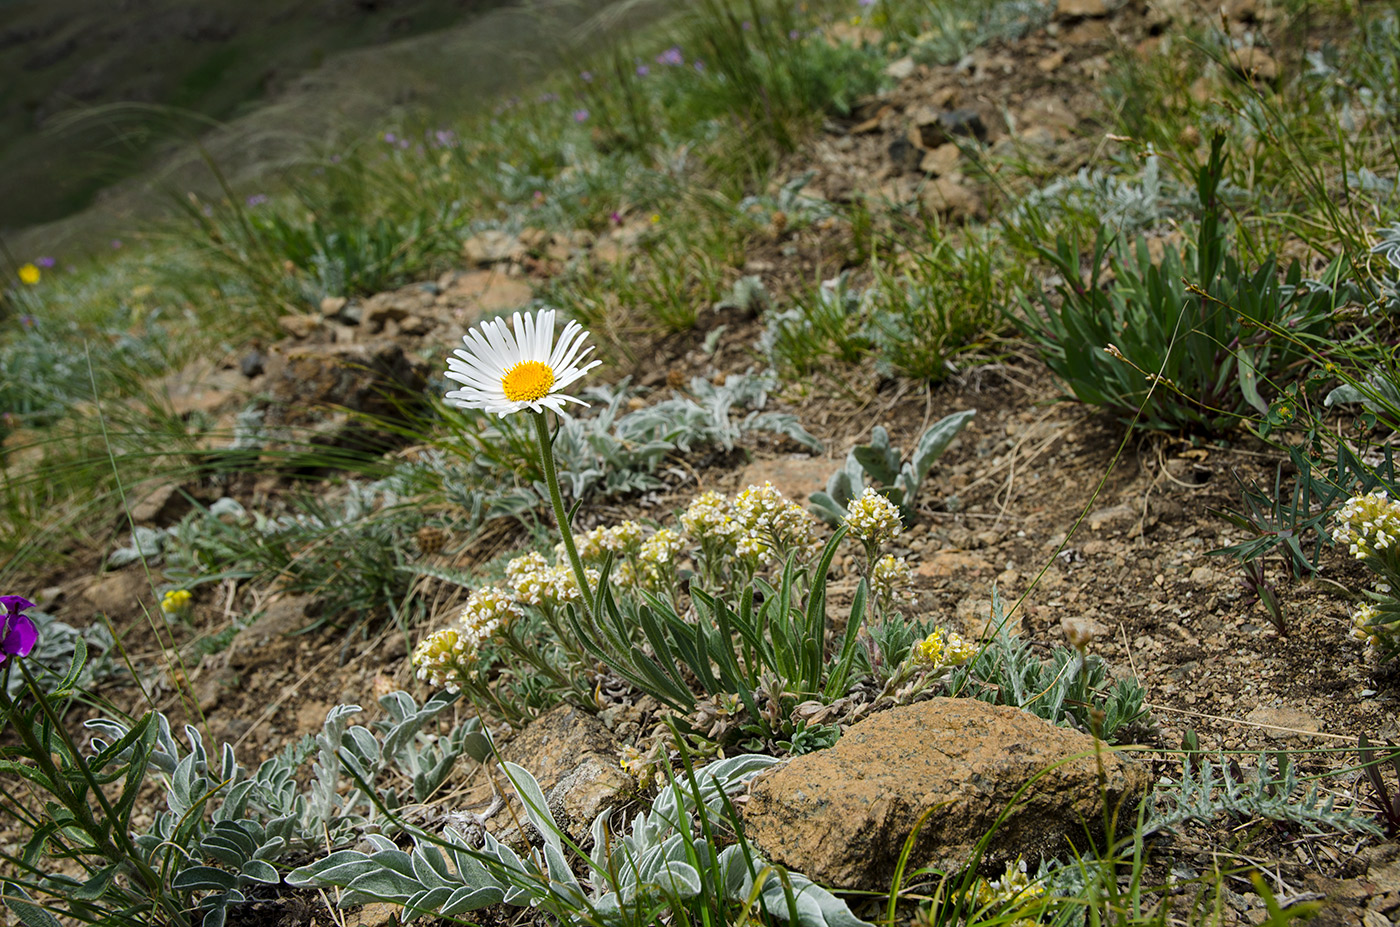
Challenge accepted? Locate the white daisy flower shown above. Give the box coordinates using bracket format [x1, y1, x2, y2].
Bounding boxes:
[444, 308, 601, 416]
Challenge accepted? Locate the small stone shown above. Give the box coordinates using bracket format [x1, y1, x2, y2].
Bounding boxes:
[277, 313, 321, 339]
[1245, 705, 1323, 741]
[239, 350, 266, 378]
[320, 296, 348, 317]
[884, 56, 916, 80]
[437, 270, 535, 321]
[731, 457, 830, 502]
[128, 483, 188, 526]
[1056, 0, 1111, 18]
[1036, 50, 1067, 73]
[888, 136, 922, 173]
[914, 108, 988, 149]
[346, 902, 402, 927]
[919, 143, 961, 177]
[1087, 503, 1136, 531]
[462, 229, 524, 266]
[915, 549, 994, 579]
[1231, 46, 1278, 82]
[398, 315, 432, 336]
[920, 175, 985, 222]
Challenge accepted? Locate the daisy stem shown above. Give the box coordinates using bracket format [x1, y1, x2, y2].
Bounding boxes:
[532, 410, 594, 618]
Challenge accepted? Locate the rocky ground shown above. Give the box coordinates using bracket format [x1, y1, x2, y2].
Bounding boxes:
[8, 0, 1400, 923]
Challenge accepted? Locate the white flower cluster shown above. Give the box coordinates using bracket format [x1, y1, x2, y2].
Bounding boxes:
[412, 628, 472, 691]
[870, 553, 917, 610]
[681, 484, 815, 568]
[681, 491, 742, 543]
[458, 587, 523, 648]
[1334, 491, 1400, 558]
[564, 520, 646, 562]
[845, 487, 902, 546]
[506, 551, 604, 606]
[639, 528, 684, 565]
[974, 857, 1044, 908]
[733, 481, 817, 558]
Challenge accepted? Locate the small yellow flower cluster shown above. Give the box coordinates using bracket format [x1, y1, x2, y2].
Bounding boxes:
[160, 589, 192, 617]
[911, 628, 978, 668]
[681, 491, 742, 543]
[1350, 600, 1400, 658]
[845, 487, 902, 546]
[618, 744, 657, 789]
[870, 554, 916, 610]
[412, 627, 475, 691]
[733, 481, 818, 561]
[969, 858, 1045, 917]
[412, 586, 525, 692]
[1334, 491, 1400, 558]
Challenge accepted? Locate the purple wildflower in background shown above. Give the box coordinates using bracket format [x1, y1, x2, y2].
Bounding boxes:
[35, 257, 55, 268]
[433, 129, 457, 147]
[111, 239, 122, 249]
[580, 70, 593, 82]
[399, 139, 411, 149]
[245, 194, 267, 208]
[858, 0, 875, 5]
[742, 20, 752, 29]
[573, 108, 590, 123]
[0, 596, 38, 663]
[385, 132, 398, 143]
[539, 92, 559, 103]
[694, 59, 705, 71]
[19, 315, 35, 330]
[636, 63, 650, 77]
[657, 46, 683, 66]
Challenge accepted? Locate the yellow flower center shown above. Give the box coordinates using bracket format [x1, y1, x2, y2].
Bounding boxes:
[501, 360, 556, 403]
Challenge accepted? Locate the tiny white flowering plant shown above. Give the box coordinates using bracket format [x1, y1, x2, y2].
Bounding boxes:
[1333, 490, 1400, 659]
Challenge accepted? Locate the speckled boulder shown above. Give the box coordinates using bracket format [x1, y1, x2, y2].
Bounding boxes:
[740, 697, 1149, 891]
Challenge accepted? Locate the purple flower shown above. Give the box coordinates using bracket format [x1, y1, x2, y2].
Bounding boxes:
[580, 70, 594, 82]
[35, 257, 55, 268]
[0, 597, 38, 663]
[858, 0, 875, 5]
[657, 46, 684, 66]
[433, 129, 457, 147]
[693, 59, 705, 71]
[539, 92, 559, 103]
[245, 194, 267, 208]
[610, 211, 622, 224]
[385, 132, 398, 143]
[573, 108, 590, 123]
[789, 28, 801, 39]
[742, 19, 752, 30]
[110, 239, 123, 249]
[19, 315, 35, 330]
[636, 63, 650, 77]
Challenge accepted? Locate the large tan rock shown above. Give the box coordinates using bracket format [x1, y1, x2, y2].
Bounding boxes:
[741, 697, 1149, 891]
[500, 704, 633, 844]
